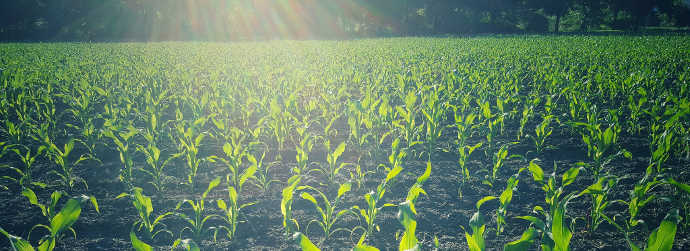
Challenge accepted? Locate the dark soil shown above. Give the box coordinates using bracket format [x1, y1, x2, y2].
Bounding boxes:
[1, 122, 689, 251]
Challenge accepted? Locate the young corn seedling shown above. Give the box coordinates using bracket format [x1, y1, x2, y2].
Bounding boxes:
[578, 175, 619, 232]
[208, 136, 257, 242]
[45, 138, 90, 191]
[477, 99, 499, 157]
[282, 175, 302, 235]
[297, 182, 352, 246]
[315, 140, 351, 185]
[514, 160, 581, 251]
[294, 133, 315, 176]
[528, 115, 555, 156]
[570, 121, 630, 179]
[496, 168, 525, 236]
[6, 145, 46, 189]
[136, 133, 183, 193]
[352, 162, 403, 245]
[267, 97, 294, 161]
[517, 104, 534, 141]
[393, 90, 422, 151]
[10, 188, 98, 251]
[247, 150, 278, 196]
[601, 169, 689, 251]
[462, 195, 497, 251]
[292, 232, 321, 251]
[116, 187, 173, 244]
[347, 101, 372, 159]
[397, 161, 432, 251]
[215, 170, 257, 243]
[175, 177, 221, 244]
[484, 143, 521, 187]
[102, 123, 138, 189]
[175, 116, 209, 192]
[421, 86, 445, 160]
[349, 163, 374, 191]
[450, 103, 478, 147]
[457, 142, 482, 198]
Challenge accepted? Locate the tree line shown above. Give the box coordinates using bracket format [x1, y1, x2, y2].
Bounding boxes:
[1, 0, 689, 41]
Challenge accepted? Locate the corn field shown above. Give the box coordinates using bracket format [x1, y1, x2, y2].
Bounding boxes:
[1, 36, 690, 250]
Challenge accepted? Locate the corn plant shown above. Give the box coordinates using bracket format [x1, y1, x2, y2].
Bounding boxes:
[282, 175, 302, 235]
[477, 99, 499, 156]
[457, 142, 482, 198]
[515, 160, 581, 251]
[0, 141, 16, 190]
[45, 138, 90, 191]
[599, 168, 689, 251]
[528, 115, 555, 156]
[352, 163, 403, 244]
[604, 208, 682, 251]
[116, 187, 173, 243]
[578, 175, 619, 232]
[135, 134, 182, 193]
[393, 90, 422, 150]
[517, 104, 534, 141]
[214, 170, 257, 243]
[247, 150, 277, 196]
[267, 97, 294, 161]
[11, 188, 98, 251]
[5, 145, 46, 188]
[484, 143, 521, 187]
[175, 117, 209, 191]
[293, 232, 320, 251]
[462, 196, 497, 251]
[420, 86, 445, 160]
[349, 163, 374, 191]
[297, 183, 352, 246]
[175, 177, 221, 243]
[569, 122, 630, 179]
[397, 161, 431, 251]
[496, 168, 525, 236]
[102, 123, 138, 189]
[208, 136, 257, 243]
[347, 100, 372, 159]
[315, 140, 351, 185]
[451, 103, 478, 148]
[294, 132, 315, 176]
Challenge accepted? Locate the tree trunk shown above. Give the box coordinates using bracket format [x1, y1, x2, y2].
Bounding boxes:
[555, 14, 561, 33]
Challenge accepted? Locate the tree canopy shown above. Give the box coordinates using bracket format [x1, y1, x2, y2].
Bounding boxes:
[1, 0, 688, 41]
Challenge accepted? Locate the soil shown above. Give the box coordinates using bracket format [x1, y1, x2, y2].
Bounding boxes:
[1, 121, 689, 251]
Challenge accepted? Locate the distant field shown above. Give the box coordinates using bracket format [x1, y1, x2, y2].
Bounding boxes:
[1, 36, 689, 250]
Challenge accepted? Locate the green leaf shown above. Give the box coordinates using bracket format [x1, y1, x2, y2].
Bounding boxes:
[504, 227, 536, 251]
[337, 183, 351, 199]
[646, 209, 680, 251]
[0, 228, 36, 251]
[130, 230, 152, 251]
[528, 161, 543, 183]
[293, 232, 320, 251]
[417, 161, 432, 185]
[551, 206, 572, 251]
[561, 167, 580, 187]
[397, 201, 419, 251]
[50, 198, 82, 237]
[203, 176, 221, 198]
[668, 179, 690, 194]
[476, 196, 497, 210]
[333, 142, 346, 161]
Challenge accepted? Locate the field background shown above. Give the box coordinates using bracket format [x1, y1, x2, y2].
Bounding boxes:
[1, 36, 689, 250]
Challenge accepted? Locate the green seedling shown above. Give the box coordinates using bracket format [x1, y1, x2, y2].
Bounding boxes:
[116, 187, 172, 243]
[175, 177, 221, 243]
[298, 183, 352, 245]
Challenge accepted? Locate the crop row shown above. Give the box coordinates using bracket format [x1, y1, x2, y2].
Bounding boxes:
[1, 36, 689, 250]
